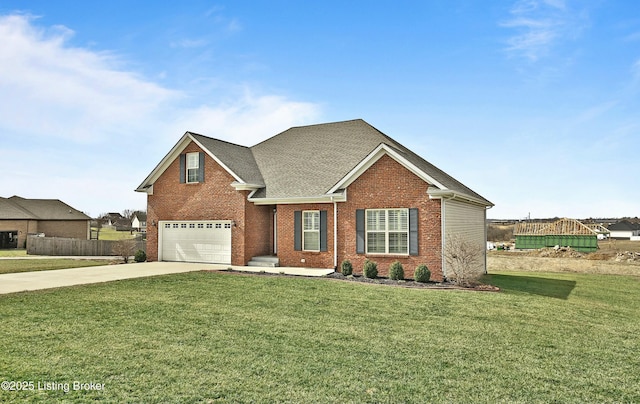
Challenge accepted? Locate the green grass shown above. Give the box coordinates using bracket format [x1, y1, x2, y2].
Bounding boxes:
[0, 250, 27, 257]
[0, 259, 112, 274]
[92, 228, 140, 241]
[0, 271, 638, 403]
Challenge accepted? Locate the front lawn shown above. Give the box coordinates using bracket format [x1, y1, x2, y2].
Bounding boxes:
[0, 259, 113, 275]
[93, 227, 141, 241]
[0, 271, 638, 402]
[0, 249, 27, 257]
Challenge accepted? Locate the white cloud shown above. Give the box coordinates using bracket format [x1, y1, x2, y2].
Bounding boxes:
[0, 14, 178, 143]
[501, 0, 586, 62]
[172, 89, 321, 145]
[0, 13, 322, 216]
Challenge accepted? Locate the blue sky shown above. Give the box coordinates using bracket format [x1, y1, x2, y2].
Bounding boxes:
[1, 0, 638, 219]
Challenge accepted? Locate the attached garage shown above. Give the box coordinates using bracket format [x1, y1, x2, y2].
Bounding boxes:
[159, 221, 232, 264]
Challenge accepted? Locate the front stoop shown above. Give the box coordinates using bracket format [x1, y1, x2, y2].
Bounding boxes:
[247, 256, 280, 267]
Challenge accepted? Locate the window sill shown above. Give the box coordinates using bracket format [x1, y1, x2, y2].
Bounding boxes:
[365, 254, 410, 259]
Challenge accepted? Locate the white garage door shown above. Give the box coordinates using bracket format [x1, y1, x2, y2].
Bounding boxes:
[160, 221, 232, 264]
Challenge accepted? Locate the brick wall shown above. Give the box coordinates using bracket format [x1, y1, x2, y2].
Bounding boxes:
[277, 203, 335, 269]
[339, 154, 443, 280]
[0, 220, 38, 248]
[145, 144, 444, 278]
[146, 141, 271, 265]
[275, 154, 443, 280]
[243, 195, 273, 262]
[37, 220, 90, 240]
[0, 219, 89, 248]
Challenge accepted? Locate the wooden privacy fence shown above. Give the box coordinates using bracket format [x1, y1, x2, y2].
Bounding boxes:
[27, 236, 146, 256]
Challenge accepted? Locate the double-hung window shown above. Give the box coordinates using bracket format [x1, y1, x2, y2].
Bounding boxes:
[366, 209, 409, 254]
[302, 211, 320, 251]
[186, 152, 200, 183]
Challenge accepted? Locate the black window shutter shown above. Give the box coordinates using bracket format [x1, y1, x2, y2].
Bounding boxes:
[356, 209, 365, 254]
[320, 210, 328, 252]
[179, 154, 186, 183]
[198, 152, 205, 182]
[409, 208, 419, 256]
[294, 211, 302, 251]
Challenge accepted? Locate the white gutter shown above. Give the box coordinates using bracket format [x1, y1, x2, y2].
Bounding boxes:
[248, 192, 347, 206]
[231, 182, 264, 191]
[427, 187, 493, 208]
[441, 196, 447, 279]
[333, 198, 338, 269]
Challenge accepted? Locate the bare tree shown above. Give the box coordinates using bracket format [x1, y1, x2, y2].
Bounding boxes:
[112, 239, 137, 263]
[122, 209, 134, 220]
[444, 233, 485, 287]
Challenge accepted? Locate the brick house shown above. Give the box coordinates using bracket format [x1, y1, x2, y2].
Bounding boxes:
[136, 119, 493, 281]
[0, 196, 91, 248]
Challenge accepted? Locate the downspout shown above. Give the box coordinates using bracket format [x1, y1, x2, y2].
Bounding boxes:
[484, 207, 489, 274]
[441, 198, 446, 280]
[333, 198, 338, 269]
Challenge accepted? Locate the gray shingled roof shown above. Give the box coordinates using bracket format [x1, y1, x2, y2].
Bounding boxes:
[0, 196, 91, 220]
[156, 119, 491, 206]
[190, 134, 264, 185]
[251, 119, 393, 198]
[0, 197, 33, 219]
[608, 220, 640, 231]
[247, 119, 491, 204]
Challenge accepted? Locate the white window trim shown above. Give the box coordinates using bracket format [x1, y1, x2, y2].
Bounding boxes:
[365, 208, 409, 255]
[302, 210, 320, 252]
[186, 152, 200, 183]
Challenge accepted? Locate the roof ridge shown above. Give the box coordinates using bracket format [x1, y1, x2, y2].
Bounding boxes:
[4, 196, 41, 219]
[188, 132, 252, 149]
[249, 119, 367, 149]
[287, 118, 365, 131]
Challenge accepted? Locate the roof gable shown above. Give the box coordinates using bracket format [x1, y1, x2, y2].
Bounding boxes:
[136, 132, 264, 192]
[250, 119, 389, 198]
[328, 143, 447, 194]
[137, 119, 492, 207]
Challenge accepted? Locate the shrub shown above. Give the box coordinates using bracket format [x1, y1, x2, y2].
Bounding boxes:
[363, 259, 378, 279]
[112, 239, 137, 263]
[341, 259, 353, 276]
[389, 261, 404, 280]
[414, 264, 431, 283]
[445, 234, 485, 286]
[134, 249, 147, 263]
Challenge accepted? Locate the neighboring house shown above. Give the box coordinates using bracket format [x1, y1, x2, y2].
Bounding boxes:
[136, 119, 493, 281]
[0, 196, 91, 248]
[608, 220, 640, 240]
[131, 212, 147, 232]
[101, 213, 131, 231]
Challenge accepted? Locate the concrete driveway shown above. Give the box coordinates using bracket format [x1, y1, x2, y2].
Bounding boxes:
[0, 260, 334, 295]
[0, 262, 226, 295]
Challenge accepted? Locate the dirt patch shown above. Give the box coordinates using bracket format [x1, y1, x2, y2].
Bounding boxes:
[488, 252, 640, 276]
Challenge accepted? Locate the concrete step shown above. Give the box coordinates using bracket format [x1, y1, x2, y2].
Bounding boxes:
[247, 256, 280, 267]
